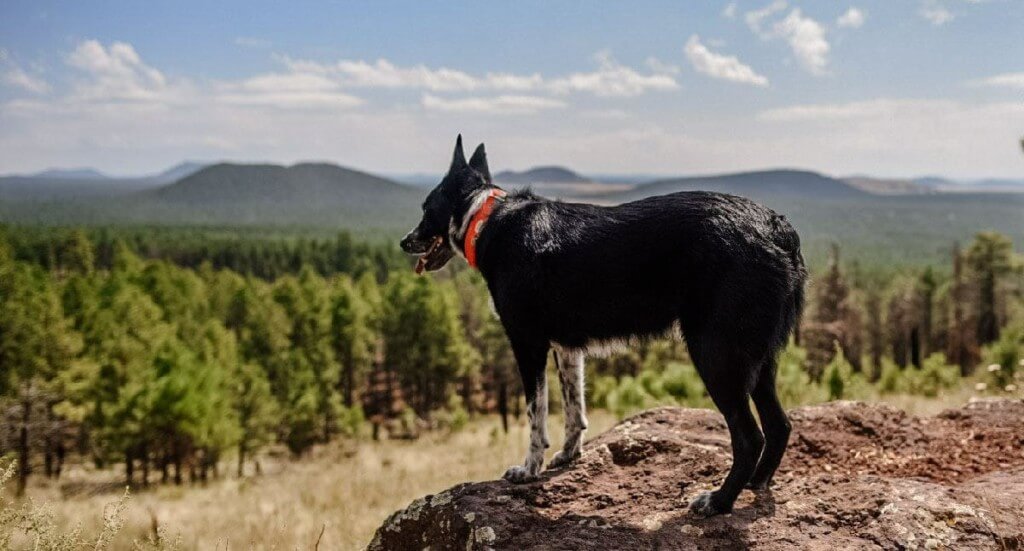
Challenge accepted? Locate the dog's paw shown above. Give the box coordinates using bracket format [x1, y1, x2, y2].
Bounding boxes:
[547, 450, 579, 470]
[502, 465, 537, 484]
[688, 491, 730, 518]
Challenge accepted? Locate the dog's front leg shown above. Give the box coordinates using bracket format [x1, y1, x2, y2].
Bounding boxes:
[503, 340, 549, 483]
[549, 348, 587, 469]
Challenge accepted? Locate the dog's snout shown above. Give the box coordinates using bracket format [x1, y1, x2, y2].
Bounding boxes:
[400, 230, 420, 253]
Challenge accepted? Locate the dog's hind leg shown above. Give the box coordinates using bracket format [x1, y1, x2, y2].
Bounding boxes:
[503, 338, 550, 483]
[687, 337, 765, 517]
[747, 358, 791, 490]
[549, 347, 588, 470]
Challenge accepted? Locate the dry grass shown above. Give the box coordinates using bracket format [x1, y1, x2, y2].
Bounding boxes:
[10, 389, 1001, 550]
[16, 412, 619, 550]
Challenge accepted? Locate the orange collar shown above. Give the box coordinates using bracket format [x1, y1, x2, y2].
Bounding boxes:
[464, 188, 506, 268]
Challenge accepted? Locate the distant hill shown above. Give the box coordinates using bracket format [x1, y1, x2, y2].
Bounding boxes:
[149, 162, 421, 227]
[153, 161, 208, 183]
[0, 175, 163, 202]
[0, 162, 422, 230]
[947, 178, 1024, 193]
[0, 162, 210, 203]
[3, 162, 1022, 266]
[912, 177, 1024, 193]
[611, 169, 867, 202]
[32, 168, 109, 180]
[494, 166, 590, 185]
[843, 176, 934, 195]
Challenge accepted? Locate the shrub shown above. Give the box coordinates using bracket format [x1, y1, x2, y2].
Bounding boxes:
[660, 362, 705, 403]
[0, 458, 179, 550]
[337, 404, 366, 437]
[605, 376, 659, 418]
[877, 358, 902, 394]
[775, 343, 827, 406]
[910, 354, 961, 397]
[982, 326, 1022, 390]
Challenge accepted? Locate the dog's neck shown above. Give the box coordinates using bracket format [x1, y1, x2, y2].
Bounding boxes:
[451, 187, 495, 244]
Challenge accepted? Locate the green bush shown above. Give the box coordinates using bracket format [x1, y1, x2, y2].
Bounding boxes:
[605, 375, 660, 418]
[908, 354, 961, 397]
[982, 326, 1022, 390]
[337, 405, 366, 437]
[660, 362, 706, 402]
[775, 344, 827, 406]
[877, 358, 902, 394]
[589, 374, 618, 410]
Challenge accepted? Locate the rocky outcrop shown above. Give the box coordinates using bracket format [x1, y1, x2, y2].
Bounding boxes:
[368, 399, 1024, 550]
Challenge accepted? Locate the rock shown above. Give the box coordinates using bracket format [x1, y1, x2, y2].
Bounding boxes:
[367, 400, 1024, 550]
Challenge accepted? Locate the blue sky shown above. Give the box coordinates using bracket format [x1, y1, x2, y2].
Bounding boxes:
[0, 1, 1021, 178]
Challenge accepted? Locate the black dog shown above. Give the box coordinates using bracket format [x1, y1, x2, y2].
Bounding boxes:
[401, 136, 807, 517]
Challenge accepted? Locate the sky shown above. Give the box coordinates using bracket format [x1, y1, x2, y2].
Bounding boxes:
[0, 1, 1022, 179]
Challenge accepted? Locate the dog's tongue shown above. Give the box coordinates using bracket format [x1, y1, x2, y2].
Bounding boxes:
[414, 236, 444, 275]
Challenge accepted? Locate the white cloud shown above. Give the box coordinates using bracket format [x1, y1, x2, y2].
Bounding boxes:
[920, 2, 955, 25]
[645, 57, 680, 75]
[279, 56, 544, 93]
[722, 2, 738, 19]
[329, 59, 482, 91]
[746, 0, 788, 38]
[0, 48, 51, 93]
[3, 65, 51, 94]
[282, 53, 675, 98]
[745, 3, 830, 74]
[837, 7, 866, 28]
[970, 72, 1024, 89]
[421, 94, 565, 114]
[548, 51, 679, 97]
[684, 35, 769, 87]
[216, 72, 362, 108]
[773, 9, 830, 74]
[752, 98, 1024, 177]
[66, 40, 172, 102]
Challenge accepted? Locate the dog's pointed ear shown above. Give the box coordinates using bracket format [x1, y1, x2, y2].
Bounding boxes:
[468, 143, 490, 181]
[450, 134, 467, 171]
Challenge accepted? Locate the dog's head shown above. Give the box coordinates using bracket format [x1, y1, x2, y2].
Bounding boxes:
[400, 135, 492, 273]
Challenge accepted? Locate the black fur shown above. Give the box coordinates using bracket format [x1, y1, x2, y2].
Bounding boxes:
[401, 136, 808, 516]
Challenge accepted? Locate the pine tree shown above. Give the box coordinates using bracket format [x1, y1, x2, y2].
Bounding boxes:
[804, 244, 863, 376]
[331, 276, 375, 408]
[967, 232, 1014, 345]
[0, 259, 81, 494]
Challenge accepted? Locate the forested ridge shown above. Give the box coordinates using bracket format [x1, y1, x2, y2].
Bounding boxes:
[1, 226, 1021, 498]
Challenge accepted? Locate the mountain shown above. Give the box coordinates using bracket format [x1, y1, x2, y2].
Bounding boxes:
[0, 162, 210, 203]
[153, 161, 208, 183]
[912, 177, 1024, 193]
[843, 176, 934, 195]
[593, 169, 1024, 267]
[949, 178, 1024, 193]
[612, 169, 867, 202]
[31, 168, 109, 180]
[913, 176, 955, 189]
[0, 162, 423, 229]
[3, 162, 1022, 266]
[494, 166, 590, 185]
[0, 175, 162, 202]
